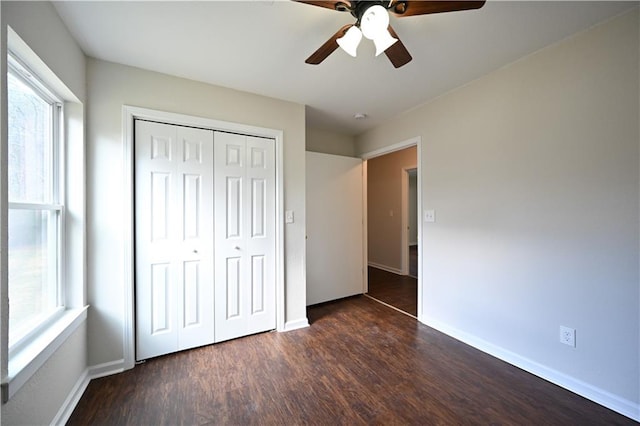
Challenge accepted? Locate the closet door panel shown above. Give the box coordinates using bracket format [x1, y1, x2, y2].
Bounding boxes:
[136, 121, 180, 360]
[135, 121, 214, 360]
[175, 126, 215, 351]
[214, 132, 276, 342]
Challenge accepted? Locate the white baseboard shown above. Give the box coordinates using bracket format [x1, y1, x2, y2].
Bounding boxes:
[283, 318, 310, 332]
[423, 317, 640, 422]
[368, 261, 403, 275]
[88, 359, 126, 380]
[50, 359, 127, 425]
[50, 369, 89, 426]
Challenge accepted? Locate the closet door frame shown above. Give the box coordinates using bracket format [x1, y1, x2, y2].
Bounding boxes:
[122, 105, 285, 371]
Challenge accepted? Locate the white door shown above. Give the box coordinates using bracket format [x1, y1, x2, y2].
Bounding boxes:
[306, 152, 364, 305]
[214, 132, 276, 342]
[135, 120, 214, 360]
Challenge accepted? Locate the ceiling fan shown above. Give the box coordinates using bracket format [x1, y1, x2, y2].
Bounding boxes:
[294, 1, 486, 68]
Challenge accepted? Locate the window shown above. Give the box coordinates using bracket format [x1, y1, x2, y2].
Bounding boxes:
[7, 54, 64, 351]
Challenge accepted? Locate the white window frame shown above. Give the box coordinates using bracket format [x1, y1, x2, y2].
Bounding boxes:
[6, 53, 66, 354]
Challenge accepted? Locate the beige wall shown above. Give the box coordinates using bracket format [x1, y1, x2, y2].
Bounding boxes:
[357, 8, 639, 416]
[86, 58, 308, 367]
[306, 127, 357, 157]
[367, 146, 417, 272]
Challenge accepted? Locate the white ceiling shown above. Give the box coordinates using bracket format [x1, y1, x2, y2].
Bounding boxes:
[53, 1, 635, 135]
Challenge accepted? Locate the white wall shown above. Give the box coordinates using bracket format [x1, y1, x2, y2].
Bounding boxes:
[306, 152, 363, 305]
[86, 58, 308, 368]
[1, 1, 85, 102]
[356, 8, 639, 418]
[306, 127, 357, 157]
[1, 1, 88, 424]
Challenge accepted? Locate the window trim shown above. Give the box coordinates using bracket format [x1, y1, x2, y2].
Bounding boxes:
[3, 307, 87, 402]
[8, 52, 62, 107]
[6, 52, 67, 353]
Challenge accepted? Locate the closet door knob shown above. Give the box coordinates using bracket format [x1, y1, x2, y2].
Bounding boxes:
[234, 246, 240, 250]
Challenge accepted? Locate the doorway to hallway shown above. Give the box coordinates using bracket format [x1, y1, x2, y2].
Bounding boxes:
[364, 144, 419, 317]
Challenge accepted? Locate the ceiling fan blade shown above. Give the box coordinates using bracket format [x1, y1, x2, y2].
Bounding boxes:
[390, 1, 486, 17]
[385, 26, 412, 68]
[306, 24, 353, 65]
[292, 1, 352, 12]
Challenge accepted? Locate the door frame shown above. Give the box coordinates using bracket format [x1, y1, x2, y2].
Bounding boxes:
[402, 167, 418, 277]
[122, 105, 285, 370]
[361, 136, 423, 321]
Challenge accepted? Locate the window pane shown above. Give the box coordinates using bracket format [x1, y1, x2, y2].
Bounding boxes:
[8, 71, 53, 204]
[8, 209, 59, 344]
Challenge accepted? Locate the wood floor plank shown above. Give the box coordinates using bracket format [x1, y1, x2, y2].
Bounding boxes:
[67, 296, 635, 425]
[367, 266, 418, 316]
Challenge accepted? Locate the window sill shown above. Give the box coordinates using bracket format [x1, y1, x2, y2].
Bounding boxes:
[2, 306, 88, 403]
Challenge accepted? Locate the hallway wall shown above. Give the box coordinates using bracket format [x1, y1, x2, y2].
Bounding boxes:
[367, 146, 417, 273]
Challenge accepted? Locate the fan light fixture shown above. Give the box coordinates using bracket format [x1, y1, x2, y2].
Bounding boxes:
[336, 3, 397, 58]
[360, 5, 397, 56]
[298, 0, 486, 68]
[337, 25, 362, 57]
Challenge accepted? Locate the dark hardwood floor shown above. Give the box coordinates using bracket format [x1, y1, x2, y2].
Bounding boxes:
[367, 266, 417, 316]
[67, 296, 634, 425]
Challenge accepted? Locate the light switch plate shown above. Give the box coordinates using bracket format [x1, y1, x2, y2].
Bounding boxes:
[285, 210, 294, 224]
[424, 209, 435, 223]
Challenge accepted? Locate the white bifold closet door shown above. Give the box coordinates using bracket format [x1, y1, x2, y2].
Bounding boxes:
[135, 120, 277, 360]
[135, 120, 215, 361]
[213, 132, 276, 342]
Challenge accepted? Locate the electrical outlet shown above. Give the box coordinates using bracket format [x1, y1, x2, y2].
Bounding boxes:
[560, 326, 576, 347]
